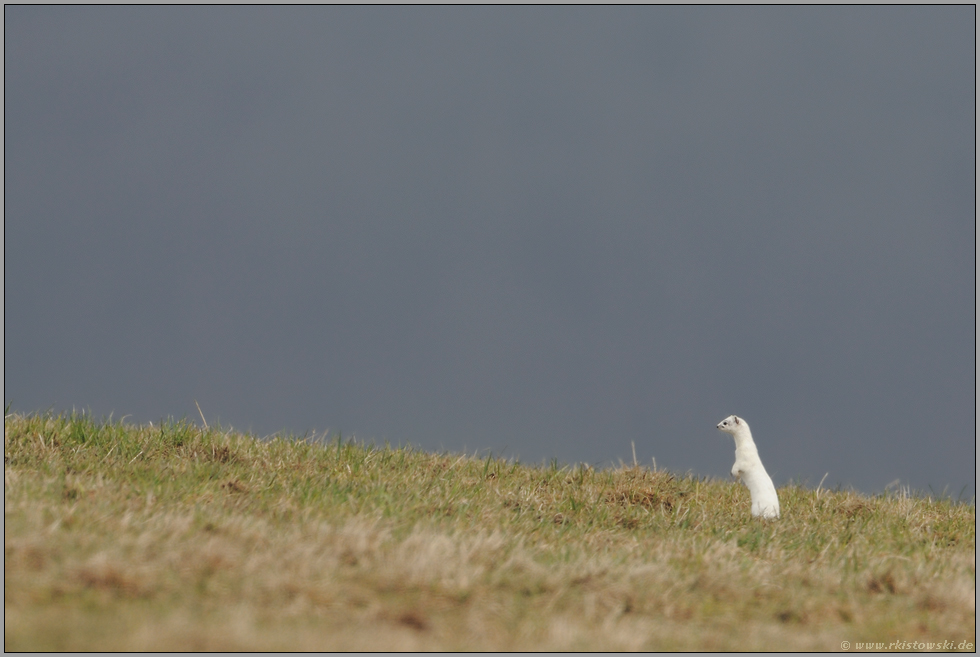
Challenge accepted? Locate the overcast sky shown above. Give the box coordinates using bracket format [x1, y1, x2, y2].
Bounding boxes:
[5, 6, 975, 498]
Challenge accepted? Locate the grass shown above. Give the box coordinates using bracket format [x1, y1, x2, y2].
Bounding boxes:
[4, 411, 975, 651]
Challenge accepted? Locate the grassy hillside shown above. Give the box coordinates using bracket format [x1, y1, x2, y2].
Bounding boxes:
[4, 411, 975, 651]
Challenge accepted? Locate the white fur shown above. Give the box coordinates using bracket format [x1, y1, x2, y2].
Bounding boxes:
[716, 415, 780, 519]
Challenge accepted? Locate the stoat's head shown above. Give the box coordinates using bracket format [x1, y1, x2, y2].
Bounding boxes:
[716, 415, 745, 435]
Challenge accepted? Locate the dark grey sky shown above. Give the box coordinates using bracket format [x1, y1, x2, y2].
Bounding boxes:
[5, 6, 975, 497]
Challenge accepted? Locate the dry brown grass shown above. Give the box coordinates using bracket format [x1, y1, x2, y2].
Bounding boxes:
[4, 412, 975, 650]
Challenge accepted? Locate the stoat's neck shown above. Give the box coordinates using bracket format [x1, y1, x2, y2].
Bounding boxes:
[732, 424, 755, 449]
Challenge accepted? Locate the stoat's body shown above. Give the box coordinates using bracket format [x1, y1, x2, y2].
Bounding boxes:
[716, 415, 780, 519]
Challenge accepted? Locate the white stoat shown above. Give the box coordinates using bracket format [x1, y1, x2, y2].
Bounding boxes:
[716, 415, 780, 519]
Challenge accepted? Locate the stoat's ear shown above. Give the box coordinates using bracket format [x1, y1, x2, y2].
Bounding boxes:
[734, 416, 740, 425]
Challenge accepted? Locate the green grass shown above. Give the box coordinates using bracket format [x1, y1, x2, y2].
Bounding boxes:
[4, 411, 975, 650]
